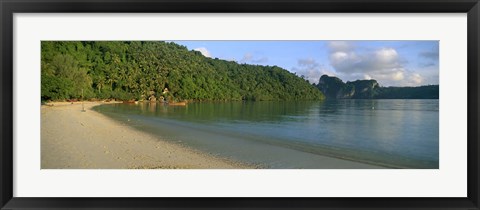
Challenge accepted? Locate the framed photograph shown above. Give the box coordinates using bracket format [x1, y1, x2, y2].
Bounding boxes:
[1, 0, 479, 209]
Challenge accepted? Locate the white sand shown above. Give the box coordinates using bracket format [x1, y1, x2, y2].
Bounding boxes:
[41, 102, 251, 169]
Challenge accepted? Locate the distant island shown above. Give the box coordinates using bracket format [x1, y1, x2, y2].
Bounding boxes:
[315, 75, 439, 99]
[41, 41, 324, 102]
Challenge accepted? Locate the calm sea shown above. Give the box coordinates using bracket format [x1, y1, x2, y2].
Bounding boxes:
[93, 99, 439, 169]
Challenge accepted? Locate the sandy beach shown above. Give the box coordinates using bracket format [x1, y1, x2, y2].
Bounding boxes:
[41, 101, 251, 169]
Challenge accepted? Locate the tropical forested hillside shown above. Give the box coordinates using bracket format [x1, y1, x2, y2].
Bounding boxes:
[41, 41, 325, 102]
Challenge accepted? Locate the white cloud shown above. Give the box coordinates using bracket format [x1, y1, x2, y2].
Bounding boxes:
[361, 69, 426, 86]
[375, 48, 399, 64]
[326, 41, 426, 86]
[328, 41, 353, 52]
[331, 52, 350, 63]
[410, 64, 439, 86]
[410, 73, 423, 85]
[194, 47, 211, 58]
[292, 58, 336, 84]
[392, 71, 404, 81]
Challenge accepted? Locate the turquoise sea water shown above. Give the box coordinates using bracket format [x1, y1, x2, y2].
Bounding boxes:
[93, 99, 439, 169]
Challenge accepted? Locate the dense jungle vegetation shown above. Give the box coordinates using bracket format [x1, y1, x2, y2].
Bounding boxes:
[41, 41, 325, 102]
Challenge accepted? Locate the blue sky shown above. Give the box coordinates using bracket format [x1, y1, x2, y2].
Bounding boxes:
[172, 41, 439, 87]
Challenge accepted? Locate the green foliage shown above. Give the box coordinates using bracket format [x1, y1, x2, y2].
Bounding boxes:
[41, 73, 73, 101]
[41, 41, 324, 101]
[316, 74, 438, 99]
[41, 43, 93, 100]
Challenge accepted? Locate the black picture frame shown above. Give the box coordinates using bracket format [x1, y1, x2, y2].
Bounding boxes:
[1, 0, 479, 209]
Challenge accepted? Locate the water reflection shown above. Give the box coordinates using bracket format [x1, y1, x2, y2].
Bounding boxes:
[107, 101, 320, 123]
[94, 99, 439, 168]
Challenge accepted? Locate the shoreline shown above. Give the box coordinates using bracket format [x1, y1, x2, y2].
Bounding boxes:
[41, 101, 385, 169]
[41, 101, 253, 169]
